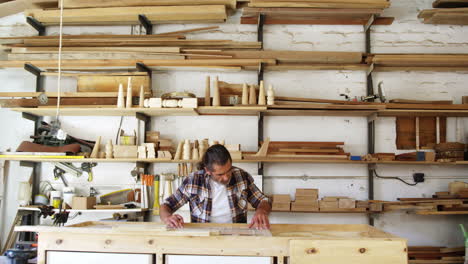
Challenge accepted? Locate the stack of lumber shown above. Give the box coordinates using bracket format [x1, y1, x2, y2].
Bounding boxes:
[244, 139, 352, 161]
[418, 0, 468, 25]
[241, 0, 393, 25]
[291, 189, 319, 212]
[272, 96, 386, 111]
[381, 197, 468, 214]
[408, 247, 465, 264]
[0, 0, 55, 18]
[318, 196, 366, 212]
[367, 54, 468, 71]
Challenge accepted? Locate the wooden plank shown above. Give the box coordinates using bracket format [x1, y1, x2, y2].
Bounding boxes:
[24, 5, 228, 25]
[248, 1, 390, 9]
[77, 75, 151, 96]
[433, 0, 468, 8]
[1, 58, 275, 69]
[61, 0, 237, 9]
[389, 99, 453, 105]
[0, 98, 118, 107]
[241, 15, 394, 25]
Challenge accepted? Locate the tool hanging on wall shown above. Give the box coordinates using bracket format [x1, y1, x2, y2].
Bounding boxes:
[53, 162, 83, 185]
[152, 175, 160, 216]
[81, 162, 97, 182]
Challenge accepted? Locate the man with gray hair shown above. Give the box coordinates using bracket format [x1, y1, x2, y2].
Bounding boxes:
[160, 144, 271, 229]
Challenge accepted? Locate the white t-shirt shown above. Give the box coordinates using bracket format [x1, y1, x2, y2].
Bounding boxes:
[209, 179, 232, 223]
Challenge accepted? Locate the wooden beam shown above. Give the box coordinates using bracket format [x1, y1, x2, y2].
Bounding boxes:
[25, 5, 228, 25]
[60, 0, 237, 10]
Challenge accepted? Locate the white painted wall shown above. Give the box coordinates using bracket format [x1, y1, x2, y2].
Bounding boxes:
[1, 0, 468, 250]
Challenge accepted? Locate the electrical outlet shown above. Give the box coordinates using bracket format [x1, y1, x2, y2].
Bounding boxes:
[413, 173, 425, 183]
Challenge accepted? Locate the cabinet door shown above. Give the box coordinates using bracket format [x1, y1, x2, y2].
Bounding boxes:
[47, 251, 153, 264]
[166, 255, 272, 264]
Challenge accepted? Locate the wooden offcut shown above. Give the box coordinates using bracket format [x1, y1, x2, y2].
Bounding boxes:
[77, 75, 151, 96]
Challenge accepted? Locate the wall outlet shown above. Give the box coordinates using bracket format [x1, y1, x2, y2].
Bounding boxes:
[413, 173, 425, 183]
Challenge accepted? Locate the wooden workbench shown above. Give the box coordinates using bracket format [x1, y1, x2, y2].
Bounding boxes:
[15, 222, 407, 264]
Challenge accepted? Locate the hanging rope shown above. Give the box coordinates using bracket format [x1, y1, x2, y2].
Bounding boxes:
[55, 0, 65, 122]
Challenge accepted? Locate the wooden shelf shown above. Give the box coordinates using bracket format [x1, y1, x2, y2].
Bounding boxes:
[19, 206, 146, 213]
[414, 211, 468, 215]
[2, 157, 466, 166]
[12, 107, 198, 117]
[272, 210, 372, 214]
[378, 109, 468, 117]
[8, 107, 468, 118]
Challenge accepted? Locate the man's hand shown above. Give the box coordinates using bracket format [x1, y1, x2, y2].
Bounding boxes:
[162, 214, 184, 228]
[249, 209, 270, 229]
[249, 200, 271, 229]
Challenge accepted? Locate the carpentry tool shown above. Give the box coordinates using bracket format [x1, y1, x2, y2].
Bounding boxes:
[38, 205, 55, 219]
[4, 245, 37, 264]
[152, 175, 160, 216]
[461, 224, 468, 264]
[51, 201, 69, 226]
[81, 162, 97, 181]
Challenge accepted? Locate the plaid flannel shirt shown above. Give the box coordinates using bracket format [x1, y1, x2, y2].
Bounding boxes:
[163, 167, 269, 223]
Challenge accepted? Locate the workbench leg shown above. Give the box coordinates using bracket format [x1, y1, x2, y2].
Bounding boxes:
[156, 253, 164, 264]
[277, 256, 285, 264]
[37, 246, 46, 264]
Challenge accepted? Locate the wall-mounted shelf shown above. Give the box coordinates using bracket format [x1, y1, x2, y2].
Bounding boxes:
[414, 211, 468, 215]
[19, 206, 147, 213]
[9, 107, 468, 118]
[2, 157, 467, 166]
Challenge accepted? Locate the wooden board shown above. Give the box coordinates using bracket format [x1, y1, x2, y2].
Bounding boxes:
[396, 117, 447, 150]
[433, 0, 468, 8]
[77, 75, 151, 96]
[24, 5, 228, 25]
[60, 0, 237, 9]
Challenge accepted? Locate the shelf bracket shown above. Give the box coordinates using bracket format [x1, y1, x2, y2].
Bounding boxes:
[257, 13, 265, 50]
[257, 62, 265, 85]
[24, 63, 44, 92]
[366, 63, 375, 76]
[136, 62, 152, 76]
[19, 161, 36, 168]
[367, 113, 378, 123]
[26, 16, 46, 36]
[364, 15, 375, 34]
[138, 14, 153, 35]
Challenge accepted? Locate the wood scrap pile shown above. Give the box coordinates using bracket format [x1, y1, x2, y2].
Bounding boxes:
[244, 138, 352, 161]
[435, 142, 466, 162]
[408, 246, 465, 264]
[367, 54, 468, 71]
[241, 0, 393, 25]
[419, 0, 468, 25]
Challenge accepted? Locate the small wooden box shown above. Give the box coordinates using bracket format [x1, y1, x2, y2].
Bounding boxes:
[295, 195, 318, 202]
[272, 202, 291, 212]
[322, 196, 347, 202]
[113, 145, 138, 158]
[356, 200, 370, 208]
[72, 196, 96, 210]
[291, 201, 319, 212]
[319, 200, 339, 209]
[338, 198, 356, 209]
[272, 194, 291, 203]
